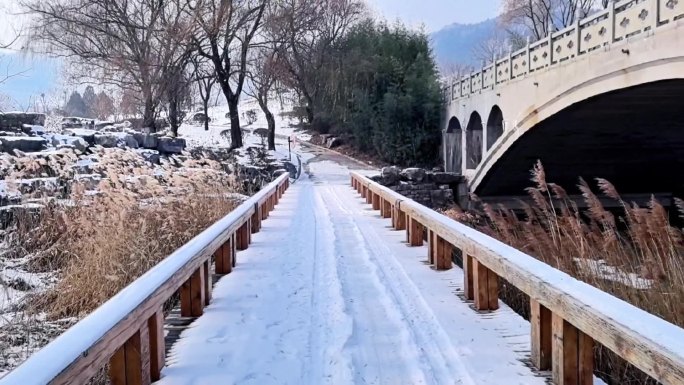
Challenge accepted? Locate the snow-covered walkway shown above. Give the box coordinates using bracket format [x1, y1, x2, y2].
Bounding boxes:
[157, 159, 547, 385]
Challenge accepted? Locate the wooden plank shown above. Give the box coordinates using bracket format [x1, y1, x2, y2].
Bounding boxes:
[579, 331, 594, 384]
[190, 268, 205, 317]
[395, 207, 406, 230]
[486, 266, 499, 310]
[473, 260, 489, 311]
[180, 277, 193, 317]
[236, 223, 248, 251]
[473, 260, 498, 311]
[530, 299, 552, 370]
[409, 217, 423, 247]
[436, 237, 453, 271]
[147, 310, 165, 382]
[366, 190, 373, 204]
[383, 200, 392, 219]
[463, 253, 474, 300]
[215, 242, 232, 275]
[136, 322, 152, 385]
[109, 328, 151, 385]
[405, 215, 411, 243]
[427, 229, 435, 264]
[109, 345, 127, 385]
[251, 210, 260, 233]
[231, 233, 237, 268]
[372, 193, 380, 210]
[203, 260, 212, 306]
[552, 314, 593, 385]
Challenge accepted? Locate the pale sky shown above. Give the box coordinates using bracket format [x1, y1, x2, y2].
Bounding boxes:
[367, 0, 501, 32]
[0, 0, 503, 109]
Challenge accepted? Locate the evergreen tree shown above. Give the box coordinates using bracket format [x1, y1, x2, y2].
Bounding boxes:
[64, 91, 88, 117]
[83, 85, 97, 118]
[312, 20, 443, 166]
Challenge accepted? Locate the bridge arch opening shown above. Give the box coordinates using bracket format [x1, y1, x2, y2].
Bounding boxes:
[466, 112, 483, 169]
[444, 117, 463, 172]
[486, 106, 504, 150]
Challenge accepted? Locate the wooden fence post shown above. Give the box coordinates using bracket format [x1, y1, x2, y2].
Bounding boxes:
[215, 241, 232, 274]
[148, 310, 165, 382]
[366, 190, 373, 205]
[372, 193, 381, 210]
[473, 259, 499, 311]
[395, 206, 406, 230]
[109, 326, 151, 385]
[203, 260, 212, 306]
[409, 217, 424, 246]
[435, 236, 453, 270]
[428, 229, 435, 264]
[383, 200, 392, 219]
[237, 223, 249, 251]
[463, 253, 474, 300]
[231, 233, 237, 267]
[531, 299, 553, 370]
[180, 268, 205, 318]
[252, 204, 261, 233]
[552, 314, 594, 385]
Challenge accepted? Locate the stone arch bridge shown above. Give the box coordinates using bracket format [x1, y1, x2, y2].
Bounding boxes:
[442, 0, 684, 207]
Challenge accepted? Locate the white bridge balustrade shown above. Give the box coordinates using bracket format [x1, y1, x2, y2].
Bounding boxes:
[441, 0, 684, 199]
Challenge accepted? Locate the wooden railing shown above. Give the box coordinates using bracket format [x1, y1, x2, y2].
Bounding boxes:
[443, 0, 684, 101]
[351, 172, 684, 385]
[1, 173, 290, 385]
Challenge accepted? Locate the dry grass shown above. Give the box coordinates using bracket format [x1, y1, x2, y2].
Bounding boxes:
[9, 147, 240, 319]
[444, 161, 684, 384]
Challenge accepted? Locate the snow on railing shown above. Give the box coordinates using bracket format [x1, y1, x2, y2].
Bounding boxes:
[442, 0, 684, 101]
[2, 173, 290, 385]
[351, 172, 684, 385]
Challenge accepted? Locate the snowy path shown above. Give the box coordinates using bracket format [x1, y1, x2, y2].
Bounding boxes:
[157, 159, 548, 385]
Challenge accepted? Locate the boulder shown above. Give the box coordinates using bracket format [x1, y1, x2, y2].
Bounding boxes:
[157, 137, 186, 154]
[49, 134, 88, 152]
[94, 134, 118, 148]
[376, 166, 400, 186]
[65, 128, 98, 145]
[0, 136, 48, 153]
[113, 132, 139, 148]
[430, 172, 463, 185]
[0, 112, 46, 131]
[137, 149, 161, 165]
[401, 167, 426, 183]
[430, 189, 455, 208]
[73, 174, 102, 190]
[72, 157, 98, 174]
[132, 132, 159, 149]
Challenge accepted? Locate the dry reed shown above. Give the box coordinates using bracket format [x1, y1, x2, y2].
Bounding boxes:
[444, 160, 684, 384]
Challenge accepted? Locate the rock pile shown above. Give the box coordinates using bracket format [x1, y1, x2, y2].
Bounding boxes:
[371, 166, 463, 208]
[0, 113, 187, 155]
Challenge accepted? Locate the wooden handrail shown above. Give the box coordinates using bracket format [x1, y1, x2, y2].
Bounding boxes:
[2, 173, 290, 385]
[351, 172, 684, 385]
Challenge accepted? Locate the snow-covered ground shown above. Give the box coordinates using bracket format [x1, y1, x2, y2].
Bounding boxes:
[156, 159, 606, 385]
[179, 97, 314, 165]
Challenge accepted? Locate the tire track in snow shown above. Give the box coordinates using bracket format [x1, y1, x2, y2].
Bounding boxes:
[300, 177, 355, 384]
[319, 183, 477, 385]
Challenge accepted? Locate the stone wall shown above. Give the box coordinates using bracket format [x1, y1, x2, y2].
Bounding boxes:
[370, 166, 463, 209]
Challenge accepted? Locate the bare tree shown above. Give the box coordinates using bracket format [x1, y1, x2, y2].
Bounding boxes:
[190, 56, 218, 132]
[24, 0, 195, 131]
[277, 0, 364, 124]
[501, 0, 597, 40]
[188, 0, 267, 149]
